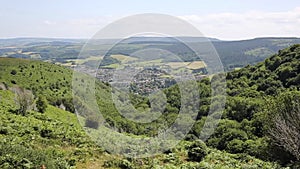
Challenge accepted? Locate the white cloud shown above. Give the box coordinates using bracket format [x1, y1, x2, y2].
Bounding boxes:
[4, 9, 300, 40]
[67, 17, 111, 26]
[33, 16, 118, 38]
[56, 9, 300, 40]
[43, 20, 56, 25]
[179, 7, 300, 40]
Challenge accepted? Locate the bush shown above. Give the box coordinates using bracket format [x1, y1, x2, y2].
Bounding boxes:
[85, 118, 99, 129]
[40, 129, 53, 138]
[268, 91, 300, 162]
[226, 139, 245, 154]
[12, 87, 34, 116]
[10, 70, 17, 75]
[103, 159, 133, 169]
[0, 142, 71, 169]
[36, 96, 47, 113]
[187, 140, 208, 162]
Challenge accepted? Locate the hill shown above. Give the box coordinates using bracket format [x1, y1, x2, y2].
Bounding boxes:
[213, 37, 300, 70]
[226, 44, 300, 96]
[0, 89, 105, 168]
[0, 58, 75, 111]
[1, 37, 300, 71]
[1, 44, 300, 168]
[0, 89, 278, 168]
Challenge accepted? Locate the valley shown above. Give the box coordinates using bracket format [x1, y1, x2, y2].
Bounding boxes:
[0, 39, 300, 168]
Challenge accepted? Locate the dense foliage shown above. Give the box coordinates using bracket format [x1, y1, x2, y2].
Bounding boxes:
[1, 44, 300, 168]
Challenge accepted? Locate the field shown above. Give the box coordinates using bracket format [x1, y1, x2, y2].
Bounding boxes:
[1, 37, 300, 71]
[102, 54, 207, 74]
[110, 54, 138, 63]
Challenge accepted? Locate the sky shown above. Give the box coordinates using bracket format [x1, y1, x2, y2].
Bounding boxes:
[1, 0, 300, 40]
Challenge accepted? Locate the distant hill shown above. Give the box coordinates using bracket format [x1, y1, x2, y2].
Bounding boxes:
[0, 38, 84, 47]
[212, 37, 300, 70]
[226, 44, 300, 96]
[0, 37, 300, 71]
[123, 36, 221, 43]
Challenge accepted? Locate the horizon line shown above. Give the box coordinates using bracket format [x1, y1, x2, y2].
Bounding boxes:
[0, 36, 299, 42]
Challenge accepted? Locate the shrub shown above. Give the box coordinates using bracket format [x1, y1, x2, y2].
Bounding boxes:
[10, 70, 17, 75]
[36, 96, 47, 113]
[40, 128, 53, 138]
[12, 87, 34, 116]
[103, 159, 133, 169]
[85, 118, 99, 129]
[268, 91, 300, 161]
[187, 140, 208, 162]
[0, 142, 71, 169]
[226, 139, 245, 154]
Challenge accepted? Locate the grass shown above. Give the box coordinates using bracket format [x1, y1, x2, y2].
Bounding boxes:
[244, 47, 274, 57]
[166, 61, 206, 70]
[132, 59, 164, 67]
[0, 57, 73, 103]
[110, 54, 138, 63]
[166, 62, 190, 69]
[45, 106, 82, 129]
[102, 63, 122, 69]
[68, 56, 103, 64]
[0, 89, 104, 168]
[186, 61, 206, 70]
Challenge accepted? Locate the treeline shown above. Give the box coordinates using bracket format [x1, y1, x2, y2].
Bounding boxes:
[87, 44, 300, 167]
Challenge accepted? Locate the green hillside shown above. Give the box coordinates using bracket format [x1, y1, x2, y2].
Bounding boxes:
[0, 88, 278, 168]
[1, 45, 300, 168]
[0, 89, 105, 168]
[226, 44, 300, 96]
[0, 58, 74, 109]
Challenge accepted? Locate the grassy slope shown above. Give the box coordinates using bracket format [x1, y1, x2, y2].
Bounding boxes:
[0, 89, 109, 168]
[0, 57, 282, 168]
[0, 58, 73, 104]
[0, 89, 278, 169]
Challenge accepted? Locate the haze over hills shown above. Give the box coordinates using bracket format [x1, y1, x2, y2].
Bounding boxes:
[1, 37, 300, 71]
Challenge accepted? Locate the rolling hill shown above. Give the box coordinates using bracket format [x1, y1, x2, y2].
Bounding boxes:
[1, 44, 300, 168]
[1, 37, 300, 71]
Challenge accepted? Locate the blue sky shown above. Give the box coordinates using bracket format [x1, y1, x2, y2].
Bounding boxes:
[1, 0, 300, 40]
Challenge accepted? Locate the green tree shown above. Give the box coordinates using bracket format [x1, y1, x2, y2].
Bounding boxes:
[10, 69, 17, 75]
[187, 140, 208, 162]
[85, 117, 99, 129]
[268, 91, 300, 161]
[36, 96, 48, 113]
[13, 87, 34, 116]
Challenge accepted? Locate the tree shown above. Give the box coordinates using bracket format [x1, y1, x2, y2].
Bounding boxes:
[12, 87, 34, 116]
[85, 117, 99, 129]
[10, 69, 17, 75]
[187, 140, 208, 162]
[268, 91, 300, 161]
[36, 96, 47, 113]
